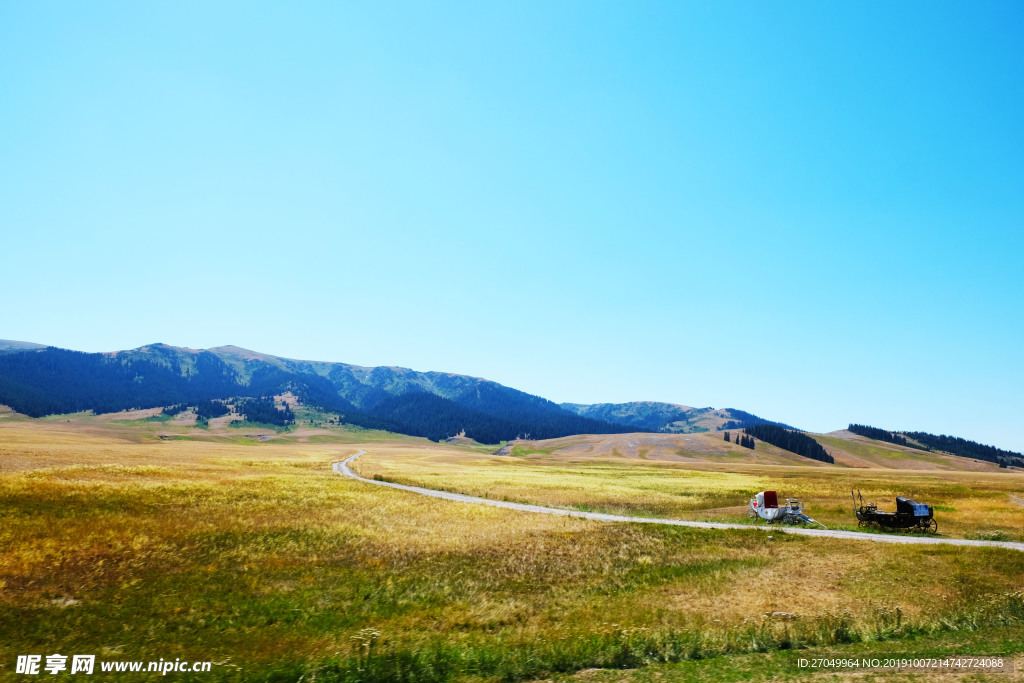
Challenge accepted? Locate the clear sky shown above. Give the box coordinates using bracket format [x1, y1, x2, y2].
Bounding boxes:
[2, 2, 1022, 451]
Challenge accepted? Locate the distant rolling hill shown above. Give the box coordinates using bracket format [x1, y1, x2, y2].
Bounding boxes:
[560, 401, 793, 433]
[1, 341, 1015, 465]
[511, 430, 1008, 472]
[3, 341, 766, 444]
[509, 431, 836, 467]
[816, 430, 1008, 471]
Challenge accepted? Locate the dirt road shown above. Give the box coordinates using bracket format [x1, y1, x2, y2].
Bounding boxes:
[333, 450, 1024, 552]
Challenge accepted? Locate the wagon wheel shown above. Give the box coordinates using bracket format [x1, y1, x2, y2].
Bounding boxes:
[922, 518, 938, 534]
[747, 509, 758, 520]
[857, 519, 869, 529]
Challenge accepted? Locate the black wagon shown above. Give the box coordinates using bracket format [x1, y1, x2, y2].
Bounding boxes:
[852, 490, 937, 533]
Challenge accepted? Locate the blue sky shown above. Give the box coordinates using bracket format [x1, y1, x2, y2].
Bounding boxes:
[2, 2, 1022, 451]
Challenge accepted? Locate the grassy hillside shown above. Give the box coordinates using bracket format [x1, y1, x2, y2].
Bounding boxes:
[510, 431, 834, 466]
[816, 430, 1004, 471]
[509, 429, 1008, 473]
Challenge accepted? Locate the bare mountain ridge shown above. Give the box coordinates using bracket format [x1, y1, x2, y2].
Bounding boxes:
[0, 339, 47, 354]
[560, 400, 794, 433]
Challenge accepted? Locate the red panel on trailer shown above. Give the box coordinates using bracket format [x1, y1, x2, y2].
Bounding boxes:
[763, 490, 778, 508]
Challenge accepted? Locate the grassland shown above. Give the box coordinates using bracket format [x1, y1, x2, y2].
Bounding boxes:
[1, 414, 1023, 681]
[509, 430, 1009, 472]
[359, 442, 1024, 542]
[816, 431, 1006, 471]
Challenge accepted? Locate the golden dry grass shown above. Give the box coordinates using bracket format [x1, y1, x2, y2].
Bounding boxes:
[817, 431, 1005, 471]
[1, 417, 1022, 682]
[512, 432, 834, 466]
[515, 431, 1006, 472]
[356, 445, 1024, 541]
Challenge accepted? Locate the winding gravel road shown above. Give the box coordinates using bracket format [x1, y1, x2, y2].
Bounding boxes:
[334, 450, 1024, 552]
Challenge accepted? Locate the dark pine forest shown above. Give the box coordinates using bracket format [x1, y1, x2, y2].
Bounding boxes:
[847, 423, 909, 447]
[743, 424, 835, 464]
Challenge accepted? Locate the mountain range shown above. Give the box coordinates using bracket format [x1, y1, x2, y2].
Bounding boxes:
[0, 340, 787, 443]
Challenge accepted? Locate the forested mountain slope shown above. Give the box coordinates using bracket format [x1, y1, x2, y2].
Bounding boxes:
[0, 342, 632, 442]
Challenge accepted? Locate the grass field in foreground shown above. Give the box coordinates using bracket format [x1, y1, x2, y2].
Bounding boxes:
[1, 418, 1023, 682]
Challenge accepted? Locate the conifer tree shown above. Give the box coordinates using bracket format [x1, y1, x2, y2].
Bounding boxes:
[744, 424, 833, 463]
